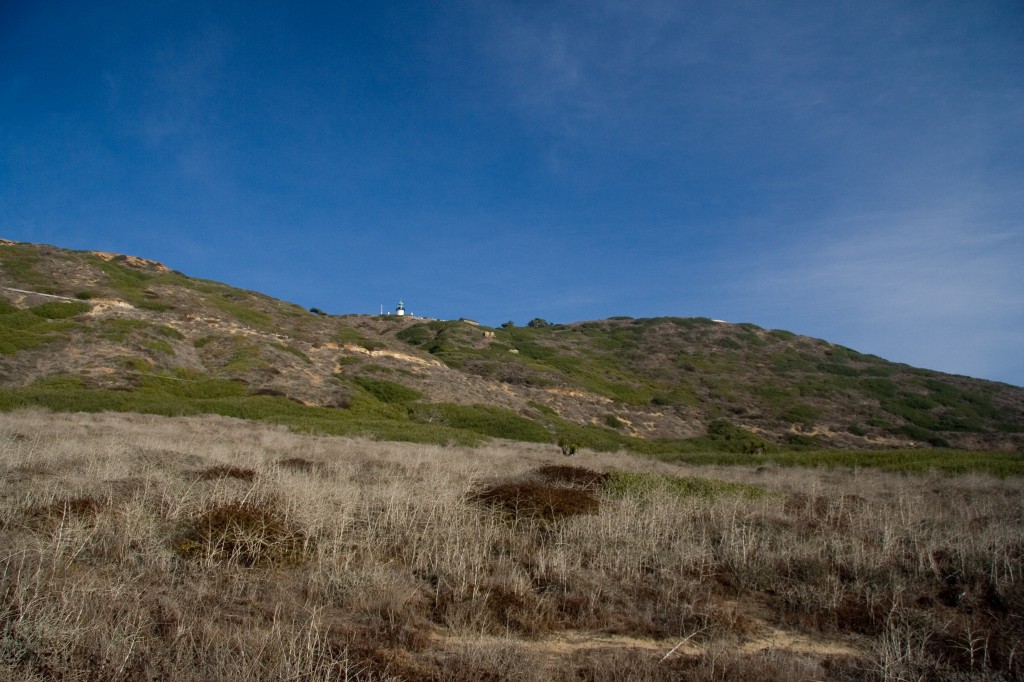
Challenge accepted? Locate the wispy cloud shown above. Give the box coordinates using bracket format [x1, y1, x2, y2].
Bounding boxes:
[749, 200, 1024, 384]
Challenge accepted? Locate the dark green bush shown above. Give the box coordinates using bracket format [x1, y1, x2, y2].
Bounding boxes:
[690, 420, 770, 453]
[820, 363, 860, 377]
[780, 403, 821, 426]
[785, 433, 821, 448]
[156, 325, 185, 340]
[396, 324, 434, 346]
[352, 377, 422, 404]
[136, 299, 172, 312]
[769, 329, 796, 340]
[861, 378, 898, 399]
[31, 301, 90, 319]
[604, 414, 624, 429]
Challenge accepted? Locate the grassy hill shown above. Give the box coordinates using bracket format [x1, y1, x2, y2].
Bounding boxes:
[1, 238, 1022, 454]
[2, 240, 1023, 679]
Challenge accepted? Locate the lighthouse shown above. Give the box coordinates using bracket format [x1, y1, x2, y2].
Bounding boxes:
[396, 300, 406, 317]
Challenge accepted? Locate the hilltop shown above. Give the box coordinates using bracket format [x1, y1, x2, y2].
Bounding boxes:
[1, 238, 1022, 452]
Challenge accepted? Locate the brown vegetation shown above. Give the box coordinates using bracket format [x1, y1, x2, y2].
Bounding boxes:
[0, 410, 1022, 680]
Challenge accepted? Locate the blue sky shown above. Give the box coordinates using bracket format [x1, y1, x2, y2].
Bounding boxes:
[2, 1, 1023, 386]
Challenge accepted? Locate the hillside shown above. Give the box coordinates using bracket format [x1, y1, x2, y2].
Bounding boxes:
[1, 238, 1022, 452]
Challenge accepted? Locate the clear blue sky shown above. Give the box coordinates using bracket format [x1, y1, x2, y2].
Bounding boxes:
[2, 1, 1023, 386]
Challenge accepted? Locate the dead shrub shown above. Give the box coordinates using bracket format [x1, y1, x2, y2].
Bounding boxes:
[784, 493, 866, 530]
[569, 647, 690, 682]
[671, 647, 855, 682]
[479, 580, 550, 636]
[175, 499, 308, 567]
[277, 457, 325, 474]
[351, 459, 407, 484]
[534, 465, 610, 490]
[469, 480, 599, 523]
[23, 494, 111, 527]
[54, 495, 109, 517]
[195, 464, 256, 482]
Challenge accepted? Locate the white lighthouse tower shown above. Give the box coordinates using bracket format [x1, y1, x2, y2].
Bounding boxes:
[395, 300, 406, 317]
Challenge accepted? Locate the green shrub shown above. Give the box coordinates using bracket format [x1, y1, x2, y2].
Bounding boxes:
[136, 299, 172, 312]
[0, 245, 49, 287]
[557, 437, 579, 456]
[861, 378, 898, 399]
[145, 339, 175, 356]
[785, 433, 820, 448]
[770, 327, 798, 339]
[898, 423, 936, 442]
[336, 326, 382, 348]
[156, 325, 184, 340]
[98, 319, 151, 341]
[0, 306, 78, 354]
[527, 401, 558, 417]
[206, 295, 271, 328]
[408, 403, 551, 442]
[31, 301, 90, 319]
[271, 343, 311, 364]
[352, 377, 422, 404]
[396, 324, 434, 346]
[820, 363, 860, 376]
[780, 403, 821, 426]
[701, 419, 770, 453]
[224, 344, 269, 372]
[604, 414, 624, 430]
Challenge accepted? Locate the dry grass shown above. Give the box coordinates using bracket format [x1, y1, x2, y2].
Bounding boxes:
[0, 409, 1021, 680]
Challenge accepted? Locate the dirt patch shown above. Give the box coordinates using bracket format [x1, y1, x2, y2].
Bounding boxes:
[434, 623, 864, 662]
[340, 344, 441, 367]
[738, 627, 862, 657]
[90, 251, 170, 272]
